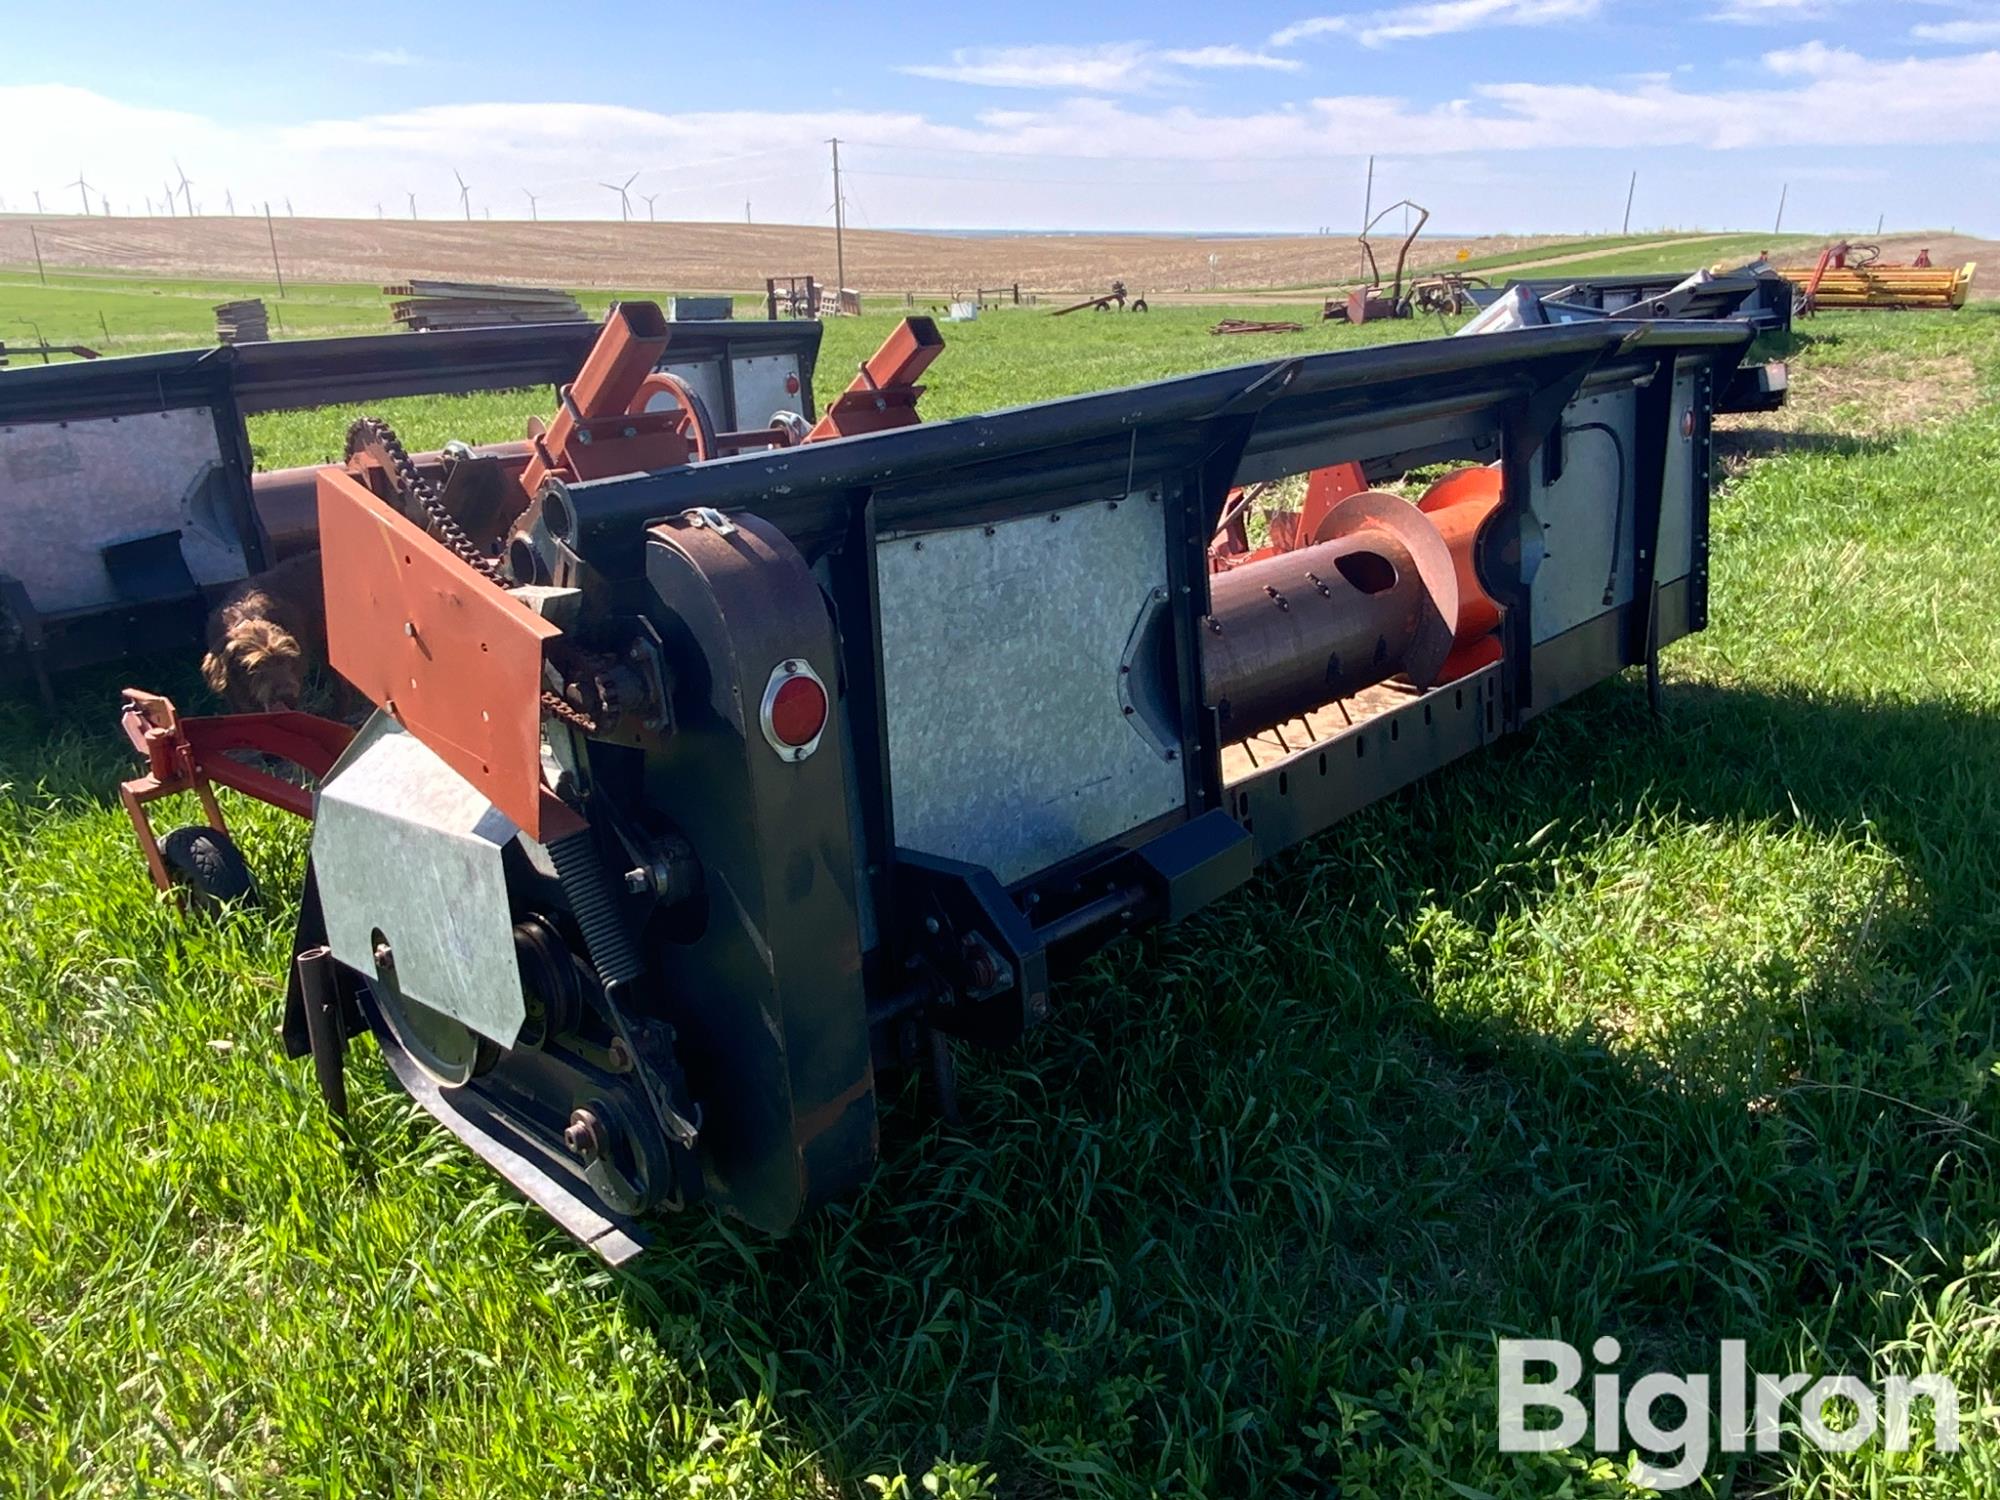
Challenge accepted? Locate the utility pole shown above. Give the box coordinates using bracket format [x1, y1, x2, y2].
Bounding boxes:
[1773, 183, 1788, 235]
[829, 137, 846, 293]
[29, 223, 46, 285]
[1361, 155, 1374, 232]
[265, 204, 286, 297]
[1622, 170, 1636, 235]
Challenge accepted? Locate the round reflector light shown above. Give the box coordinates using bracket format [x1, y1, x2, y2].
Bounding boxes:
[759, 660, 830, 759]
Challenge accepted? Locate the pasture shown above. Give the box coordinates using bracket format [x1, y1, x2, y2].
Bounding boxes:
[2, 288, 1998, 1496]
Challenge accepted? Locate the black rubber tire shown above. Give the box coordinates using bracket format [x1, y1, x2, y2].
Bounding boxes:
[1131, 297, 1149, 313]
[159, 825, 258, 905]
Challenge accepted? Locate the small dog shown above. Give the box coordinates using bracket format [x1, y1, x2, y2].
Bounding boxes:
[202, 550, 328, 713]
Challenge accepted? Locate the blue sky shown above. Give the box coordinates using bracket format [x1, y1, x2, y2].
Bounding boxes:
[6, 0, 2000, 234]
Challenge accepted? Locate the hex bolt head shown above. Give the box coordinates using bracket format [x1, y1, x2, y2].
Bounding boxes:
[623, 866, 651, 895]
[606, 1037, 634, 1072]
[563, 1108, 606, 1164]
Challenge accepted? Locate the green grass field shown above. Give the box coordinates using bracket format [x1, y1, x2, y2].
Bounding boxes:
[0, 231, 1826, 364]
[3, 283, 1999, 1496]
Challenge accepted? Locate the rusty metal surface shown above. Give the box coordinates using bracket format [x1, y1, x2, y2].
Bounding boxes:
[316, 465, 558, 839]
[805, 317, 944, 441]
[1203, 491, 1457, 743]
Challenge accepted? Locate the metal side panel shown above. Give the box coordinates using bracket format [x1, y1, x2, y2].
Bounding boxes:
[0, 407, 247, 613]
[1528, 372, 1699, 644]
[728, 353, 808, 428]
[1527, 388, 1637, 643]
[876, 492, 1189, 886]
[1657, 372, 1699, 586]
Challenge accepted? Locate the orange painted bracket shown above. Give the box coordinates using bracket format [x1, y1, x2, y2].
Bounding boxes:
[807, 316, 944, 441]
[317, 466, 560, 840]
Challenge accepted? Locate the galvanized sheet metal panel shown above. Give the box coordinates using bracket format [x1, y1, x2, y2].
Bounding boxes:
[0, 407, 245, 613]
[314, 714, 526, 1047]
[876, 494, 1188, 886]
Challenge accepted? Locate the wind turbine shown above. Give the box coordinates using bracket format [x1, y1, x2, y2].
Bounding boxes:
[642, 192, 659, 223]
[174, 159, 194, 217]
[376, 203, 385, 219]
[453, 168, 471, 221]
[522, 188, 539, 222]
[408, 190, 418, 220]
[600, 172, 637, 222]
[33, 190, 43, 213]
[163, 181, 175, 217]
[225, 189, 235, 215]
[68, 170, 93, 215]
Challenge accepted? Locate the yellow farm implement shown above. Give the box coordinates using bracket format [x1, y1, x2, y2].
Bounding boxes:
[1779, 242, 1978, 312]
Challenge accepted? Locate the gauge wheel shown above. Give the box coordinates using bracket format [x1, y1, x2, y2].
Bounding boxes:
[159, 825, 258, 905]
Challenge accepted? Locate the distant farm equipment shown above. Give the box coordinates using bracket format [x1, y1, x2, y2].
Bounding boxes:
[765, 276, 861, 319]
[1052, 281, 1149, 315]
[1780, 243, 1978, 313]
[1324, 200, 1475, 324]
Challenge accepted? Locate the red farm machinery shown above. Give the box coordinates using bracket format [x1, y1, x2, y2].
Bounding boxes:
[2, 297, 1760, 1259]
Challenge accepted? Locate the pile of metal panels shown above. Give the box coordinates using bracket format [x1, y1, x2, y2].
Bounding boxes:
[385, 280, 586, 331]
[214, 300, 268, 344]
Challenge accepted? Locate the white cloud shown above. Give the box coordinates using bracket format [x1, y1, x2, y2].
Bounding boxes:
[1913, 18, 2000, 43]
[1706, 0, 1839, 22]
[901, 40, 1296, 93]
[1761, 40, 1866, 77]
[5, 46, 2000, 228]
[352, 47, 421, 66]
[1159, 46, 1303, 72]
[1272, 0, 1599, 49]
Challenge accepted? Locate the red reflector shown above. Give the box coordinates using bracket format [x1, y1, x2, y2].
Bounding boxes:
[768, 674, 827, 747]
[784, 374, 801, 395]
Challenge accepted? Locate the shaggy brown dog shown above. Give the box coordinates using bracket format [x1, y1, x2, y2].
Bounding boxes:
[201, 550, 328, 713]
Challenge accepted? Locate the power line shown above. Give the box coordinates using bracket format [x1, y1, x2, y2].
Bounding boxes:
[829, 137, 846, 292]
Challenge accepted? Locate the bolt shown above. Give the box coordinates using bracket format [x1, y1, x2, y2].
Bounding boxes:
[372, 940, 394, 970]
[1028, 992, 1051, 1023]
[1152, 586, 1168, 603]
[562, 1108, 606, 1164]
[403, 620, 417, 638]
[623, 866, 650, 895]
[606, 1037, 634, 1072]
[924, 916, 941, 934]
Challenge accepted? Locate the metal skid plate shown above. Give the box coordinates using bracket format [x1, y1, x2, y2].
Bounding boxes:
[876, 494, 1190, 886]
[313, 713, 526, 1050]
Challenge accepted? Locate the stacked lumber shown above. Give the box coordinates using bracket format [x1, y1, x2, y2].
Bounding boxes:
[215, 299, 269, 343]
[384, 280, 586, 331]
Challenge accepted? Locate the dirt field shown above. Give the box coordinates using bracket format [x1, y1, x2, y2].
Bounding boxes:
[0, 214, 1565, 296]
